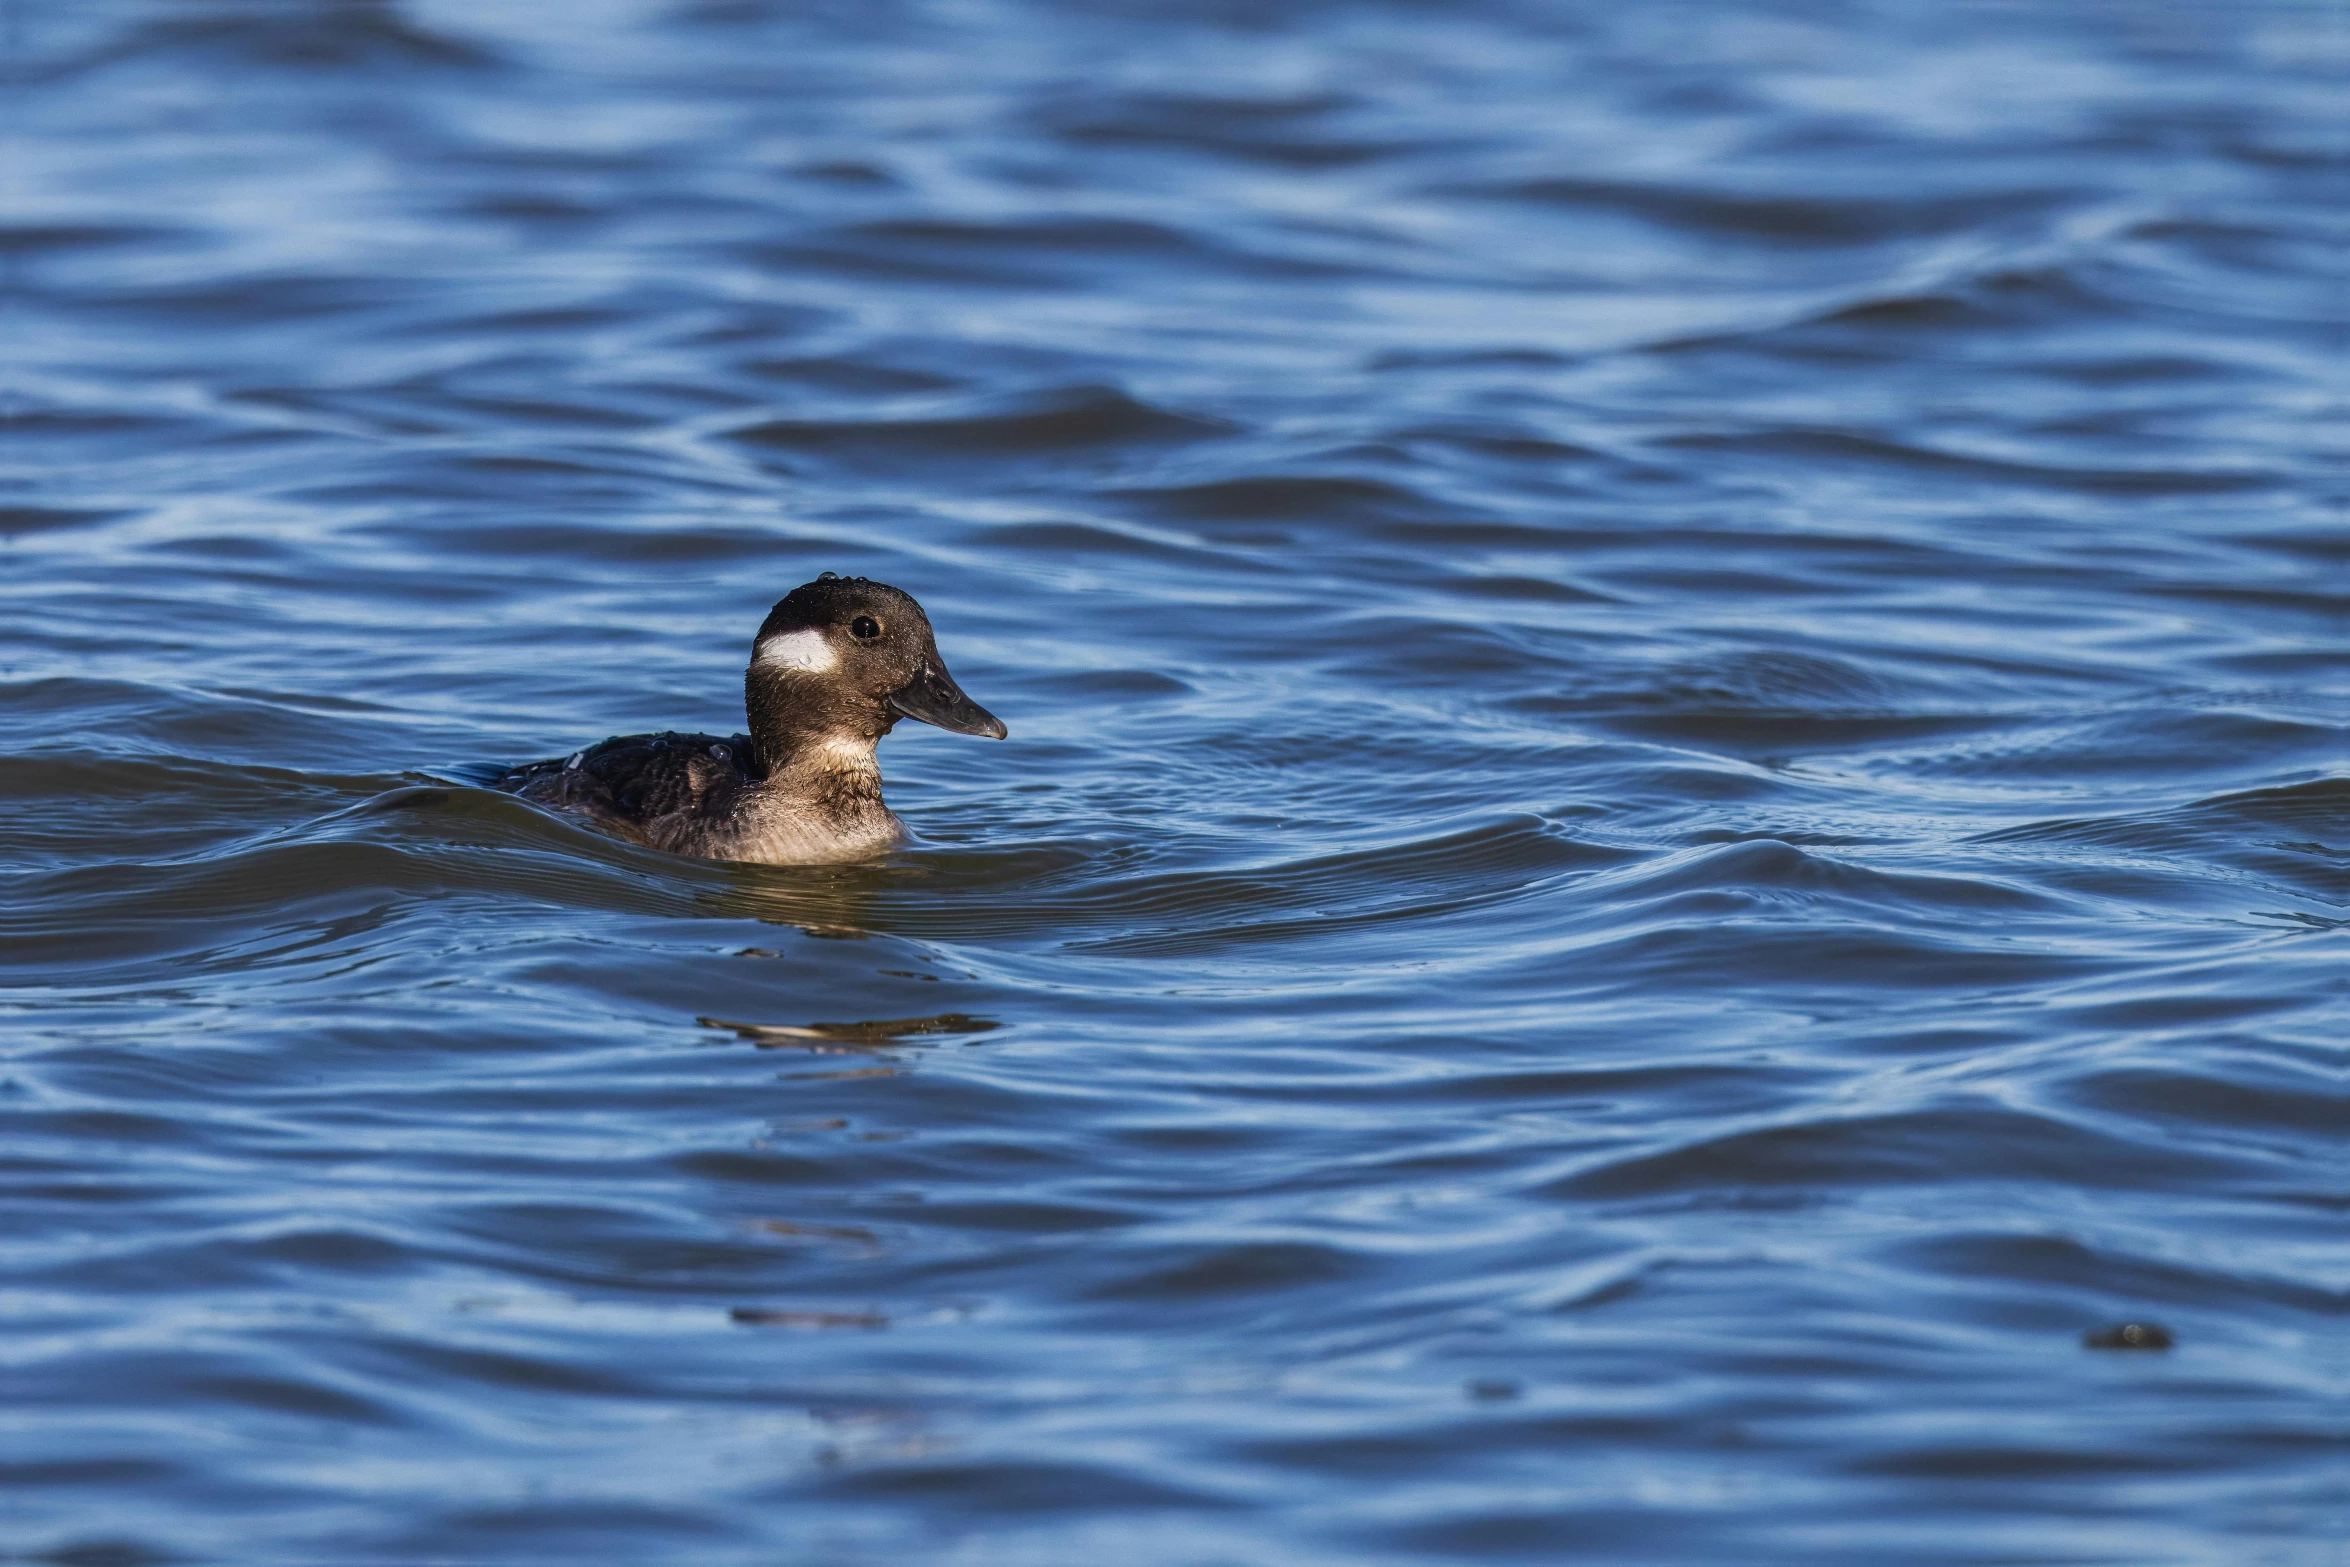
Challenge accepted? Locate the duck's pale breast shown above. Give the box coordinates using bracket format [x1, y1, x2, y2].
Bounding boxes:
[660, 787, 905, 865]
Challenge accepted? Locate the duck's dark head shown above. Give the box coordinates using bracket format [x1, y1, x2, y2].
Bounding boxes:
[745, 574, 1005, 765]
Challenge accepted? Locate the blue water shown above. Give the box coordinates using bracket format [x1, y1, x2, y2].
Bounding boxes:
[7, 2, 2343, 1562]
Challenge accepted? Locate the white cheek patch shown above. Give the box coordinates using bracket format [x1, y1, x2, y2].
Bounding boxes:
[755, 628, 838, 673]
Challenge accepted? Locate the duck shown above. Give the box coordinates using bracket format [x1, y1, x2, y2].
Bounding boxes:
[493, 574, 1005, 864]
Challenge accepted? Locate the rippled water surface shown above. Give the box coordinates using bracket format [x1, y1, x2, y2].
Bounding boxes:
[8, 2, 2344, 1561]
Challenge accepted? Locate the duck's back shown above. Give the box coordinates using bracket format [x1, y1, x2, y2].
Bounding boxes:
[494, 731, 758, 848]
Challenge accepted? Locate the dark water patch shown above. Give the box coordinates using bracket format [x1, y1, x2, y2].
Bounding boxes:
[0, 221, 193, 256]
[835, 215, 1207, 262]
[1811, 291, 2008, 333]
[1896, 1234, 2338, 1319]
[729, 385, 1234, 470]
[1, 506, 138, 538]
[1435, 572, 1616, 605]
[4, 409, 226, 455]
[411, 518, 797, 565]
[731, 1306, 888, 1328]
[71, 272, 420, 326]
[1847, 1443, 2198, 1480]
[1086, 1240, 1367, 1302]
[1368, 348, 1579, 373]
[69, 4, 504, 76]
[2067, 1069, 2350, 1141]
[1472, 175, 2074, 248]
[1038, 85, 1382, 166]
[1653, 260, 2141, 361]
[2237, 527, 2350, 567]
[1113, 474, 1441, 529]
[1550, 1104, 2253, 1201]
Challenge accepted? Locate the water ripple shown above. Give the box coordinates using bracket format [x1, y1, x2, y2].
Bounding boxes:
[8, 2, 2340, 1563]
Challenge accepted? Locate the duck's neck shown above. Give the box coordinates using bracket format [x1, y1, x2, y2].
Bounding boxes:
[745, 669, 891, 800]
[767, 729, 881, 790]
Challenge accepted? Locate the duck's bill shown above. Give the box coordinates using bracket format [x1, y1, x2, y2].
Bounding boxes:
[888, 658, 1007, 739]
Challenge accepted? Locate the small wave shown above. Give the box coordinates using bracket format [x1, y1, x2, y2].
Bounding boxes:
[1548, 1102, 2254, 1201]
[700, 1013, 1001, 1050]
[1040, 87, 1394, 169]
[727, 384, 1235, 468]
[1980, 776, 2349, 848]
[1531, 650, 1982, 754]
[1084, 1240, 1367, 1302]
[1895, 1231, 2339, 1315]
[1468, 175, 2069, 247]
[1597, 837, 2052, 918]
[1974, 775, 2347, 906]
[840, 215, 1206, 259]
[1, 504, 136, 538]
[0, 680, 406, 767]
[56, 4, 504, 79]
[1113, 474, 1438, 526]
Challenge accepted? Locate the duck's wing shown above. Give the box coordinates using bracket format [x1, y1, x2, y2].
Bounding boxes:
[494, 730, 758, 834]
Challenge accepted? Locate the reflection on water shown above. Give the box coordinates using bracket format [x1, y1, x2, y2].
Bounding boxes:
[8, 1, 2340, 1563]
[731, 1308, 891, 1330]
[702, 1013, 1002, 1050]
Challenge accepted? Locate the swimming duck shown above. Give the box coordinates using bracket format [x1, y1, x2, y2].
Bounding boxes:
[494, 574, 1004, 864]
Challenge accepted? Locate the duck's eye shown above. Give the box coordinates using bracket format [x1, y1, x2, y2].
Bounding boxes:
[850, 616, 882, 641]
